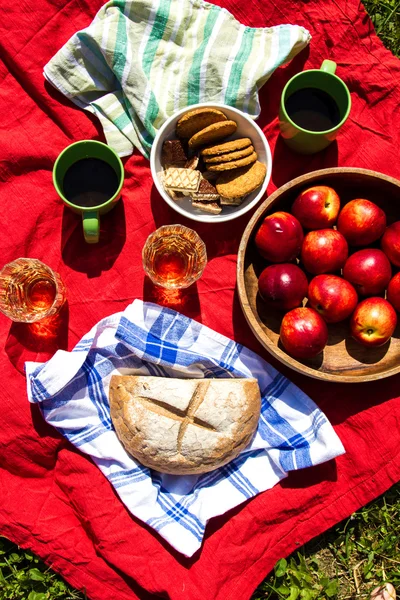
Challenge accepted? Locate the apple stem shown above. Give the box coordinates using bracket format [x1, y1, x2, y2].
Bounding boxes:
[367, 329, 374, 335]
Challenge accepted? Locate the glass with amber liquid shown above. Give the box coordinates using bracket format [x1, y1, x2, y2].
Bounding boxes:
[0, 258, 66, 323]
[142, 225, 207, 289]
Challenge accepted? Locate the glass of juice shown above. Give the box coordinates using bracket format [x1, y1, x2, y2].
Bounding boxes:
[142, 225, 207, 289]
[0, 258, 66, 323]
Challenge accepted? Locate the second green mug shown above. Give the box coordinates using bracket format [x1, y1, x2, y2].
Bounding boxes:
[279, 60, 351, 154]
[53, 140, 124, 244]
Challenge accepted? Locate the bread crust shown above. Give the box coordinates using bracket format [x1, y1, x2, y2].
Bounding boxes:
[109, 376, 261, 475]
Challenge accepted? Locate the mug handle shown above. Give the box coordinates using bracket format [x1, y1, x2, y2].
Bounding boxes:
[320, 59, 337, 74]
[82, 211, 100, 244]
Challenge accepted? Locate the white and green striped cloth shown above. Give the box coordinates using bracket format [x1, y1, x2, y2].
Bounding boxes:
[44, 0, 311, 158]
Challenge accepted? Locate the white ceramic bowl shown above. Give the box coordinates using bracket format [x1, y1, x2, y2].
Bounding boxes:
[150, 103, 272, 223]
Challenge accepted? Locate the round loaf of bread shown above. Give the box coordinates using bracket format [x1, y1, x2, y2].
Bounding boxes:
[109, 376, 261, 475]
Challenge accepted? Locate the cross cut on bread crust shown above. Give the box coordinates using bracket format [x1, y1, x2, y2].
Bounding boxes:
[109, 375, 261, 474]
[135, 380, 213, 452]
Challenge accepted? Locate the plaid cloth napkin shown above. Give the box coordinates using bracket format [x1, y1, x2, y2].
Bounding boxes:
[25, 300, 344, 557]
[43, 0, 311, 158]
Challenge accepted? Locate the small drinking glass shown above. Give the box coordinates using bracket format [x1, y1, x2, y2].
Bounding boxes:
[0, 258, 66, 323]
[142, 225, 207, 289]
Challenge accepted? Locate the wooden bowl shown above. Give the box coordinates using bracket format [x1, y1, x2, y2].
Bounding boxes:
[237, 167, 400, 383]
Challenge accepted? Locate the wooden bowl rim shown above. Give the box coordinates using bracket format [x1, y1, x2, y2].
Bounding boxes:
[237, 167, 400, 383]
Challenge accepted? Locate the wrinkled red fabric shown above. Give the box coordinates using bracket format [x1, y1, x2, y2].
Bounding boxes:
[0, 0, 399, 598]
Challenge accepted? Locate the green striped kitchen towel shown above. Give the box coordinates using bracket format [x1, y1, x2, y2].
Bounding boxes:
[44, 0, 311, 158]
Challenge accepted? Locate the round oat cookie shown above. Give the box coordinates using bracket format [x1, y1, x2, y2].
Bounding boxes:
[216, 161, 267, 199]
[207, 151, 257, 171]
[188, 121, 237, 150]
[176, 108, 228, 139]
[201, 137, 252, 156]
[205, 145, 255, 164]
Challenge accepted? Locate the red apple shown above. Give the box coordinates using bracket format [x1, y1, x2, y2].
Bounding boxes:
[308, 275, 358, 323]
[258, 264, 308, 311]
[387, 272, 400, 312]
[337, 199, 386, 246]
[350, 297, 397, 347]
[255, 211, 304, 263]
[280, 307, 328, 359]
[343, 249, 392, 296]
[291, 185, 341, 230]
[381, 221, 400, 267]
[301, 229, 348, 275]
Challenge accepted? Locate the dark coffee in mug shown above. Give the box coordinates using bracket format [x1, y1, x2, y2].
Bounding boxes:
[285, 87, 341, 132]
[62, 158, 120, 208]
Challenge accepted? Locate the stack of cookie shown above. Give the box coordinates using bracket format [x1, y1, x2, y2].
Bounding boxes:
[160, 108, 267, 215]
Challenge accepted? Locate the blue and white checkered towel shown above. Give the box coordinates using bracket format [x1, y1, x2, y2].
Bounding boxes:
[26, 300, 345, 557]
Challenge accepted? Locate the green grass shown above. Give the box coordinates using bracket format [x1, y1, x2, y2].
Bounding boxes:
[363, 0, 400, 56]
[1, 3, 399, 600]
[252, 482, 400, 600]
[0, 537, 86, 600]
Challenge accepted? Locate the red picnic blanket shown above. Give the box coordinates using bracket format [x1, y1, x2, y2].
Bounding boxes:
[1, 0, 400, 598]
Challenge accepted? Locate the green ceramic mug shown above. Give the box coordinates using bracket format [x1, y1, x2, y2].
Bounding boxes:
[53, 140, 124, 244]
[279, 60, 351, 154]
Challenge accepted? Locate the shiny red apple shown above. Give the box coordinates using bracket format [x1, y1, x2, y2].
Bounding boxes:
[280, 307, 328, 359]
[308, 274, 358, 323]
[343, 249, 392, 296]
[301, 229, 348, 275]
[381, 221, 400, 267]
[258, 263, 308, 311]
[350, 297, 397, 347]
[255, 211, 304, 263]
[337, 199, 386, 246]
[291, 185, 341, 230]
[387, 272, 400, 312]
